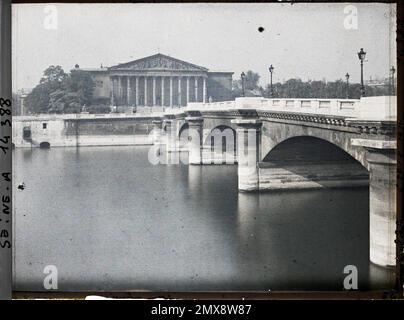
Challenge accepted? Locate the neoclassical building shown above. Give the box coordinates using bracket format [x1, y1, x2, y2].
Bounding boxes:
[73, 53, 233, 107]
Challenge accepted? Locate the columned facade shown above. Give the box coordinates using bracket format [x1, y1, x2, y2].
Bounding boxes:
[76, 54, 233, 108]
[104, 53, 235, 108]
[110, 74, 209, 107]
[79, 54, 233, 107]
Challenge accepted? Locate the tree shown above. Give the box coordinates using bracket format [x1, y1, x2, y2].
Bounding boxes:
[48, 70, 95, 113]
[40, 65, 67, 86]
[25, 65, 66, 114]
[25, 66, 95, 114]
[232, 70, 262, 98]
[25, 83, 52, 114]
[261, 77, 390, 99]
[244, 71, 260, 91]
[64, 70, 94, 107]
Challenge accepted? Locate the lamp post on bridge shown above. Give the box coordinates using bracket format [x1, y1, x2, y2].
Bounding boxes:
[390, 66, 396, 95]
[345, 73, 350, 99]
[241, 72, 246, 97]
[268, 64, 274, 98]
[357, 48, 366, 97]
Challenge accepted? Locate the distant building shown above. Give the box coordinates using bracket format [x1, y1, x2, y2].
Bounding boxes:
[72, 53, 234, 107]
[365, 76, 396, 95]
[365, 76, 395, 88]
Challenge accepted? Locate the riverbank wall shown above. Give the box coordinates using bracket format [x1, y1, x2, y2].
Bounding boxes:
[12, 114, 157, 148]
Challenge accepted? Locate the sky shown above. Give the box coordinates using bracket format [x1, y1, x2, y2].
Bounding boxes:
[12, 2, 396, 91]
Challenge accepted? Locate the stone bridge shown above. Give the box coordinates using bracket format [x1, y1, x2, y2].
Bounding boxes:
[12, 95, 397, 267]
[152, 96, 397, 268]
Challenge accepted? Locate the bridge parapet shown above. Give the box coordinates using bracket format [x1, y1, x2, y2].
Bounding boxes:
[187, 100, 236, 112]
[257, 98, 360, 118]
[186, 96, 396, 121]
[14, 96, 396, 122]
[356, 96, 396, 120]
[187, 97, 361, 117]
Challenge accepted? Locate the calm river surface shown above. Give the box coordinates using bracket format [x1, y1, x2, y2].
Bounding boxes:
[12, 146, 394, 291]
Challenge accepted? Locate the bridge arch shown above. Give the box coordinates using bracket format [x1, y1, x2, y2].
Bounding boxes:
[260, 123, 368, 169]
[178, 122, 189, 138]
[203, 125, 237, 164]
[259, 135, 369, 191]
[203, 125, 236, 150]
[263, 136, 367, 170]
[39, 142, 51, 149]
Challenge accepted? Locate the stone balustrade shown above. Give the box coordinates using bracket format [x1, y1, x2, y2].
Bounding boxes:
[15, 96, 396, 122]
[187, 96, 396, 120]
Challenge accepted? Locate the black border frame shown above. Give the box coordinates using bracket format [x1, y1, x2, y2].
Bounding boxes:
[2, 0, 403, 300]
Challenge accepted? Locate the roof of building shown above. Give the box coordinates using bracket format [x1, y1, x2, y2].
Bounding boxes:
[208, 70, 234, 75]
[71, 67, 108, 72]
[72, 54, 235, 75]
[108, 53, 209, 72]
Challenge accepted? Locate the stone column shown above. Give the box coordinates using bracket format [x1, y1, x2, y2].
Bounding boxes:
[110, 77, 115, 106]
[116, 76, 121, 106]
[231, 119, 262, 191]
[195, 77, 198, 102]
[127, 76, 131, 105]
[144, 76, 148, 106]
[186, 77, 190, 105]
[120, 77, 124, 105]
[152, 76, 156, 106]
[186, 117, 204, 164]
[169, 77, 173, 107]
[135, 76, 139, 106]
[203, 77, 207, 103]
[178, 77, 182, 107]
[366, 148, 397, 267]
[161, 76, 165, 107]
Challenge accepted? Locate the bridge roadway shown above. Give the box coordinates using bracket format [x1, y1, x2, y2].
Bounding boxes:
[13, 96, 397, 267]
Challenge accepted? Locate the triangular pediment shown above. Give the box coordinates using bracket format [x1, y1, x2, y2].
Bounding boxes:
[109, 54, 208, 72]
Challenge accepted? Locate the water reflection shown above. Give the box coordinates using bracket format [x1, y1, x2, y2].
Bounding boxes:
[12, 146, 394, 291]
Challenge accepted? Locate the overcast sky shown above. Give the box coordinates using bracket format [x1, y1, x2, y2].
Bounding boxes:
[12, 2, 396, 91]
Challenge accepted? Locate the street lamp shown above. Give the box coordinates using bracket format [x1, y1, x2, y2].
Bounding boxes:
[357, 48, 366, 97]
[268, 64, 274, 98]
[390, 66, 396, 95]
[345, 73, 350, 99]
[241, 72, 246, 97]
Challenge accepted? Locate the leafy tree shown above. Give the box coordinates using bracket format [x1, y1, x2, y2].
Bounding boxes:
[232, 70, 262, 98]
[261, 77, 389, 99]
[40, 65, 67, 86]
[25, 83, 52, 114]
[232, 69, 390, 99]
[244, 71, 260, 90]
[25, 66, 95, 114]
[48, 70, 95, 113]
[64, 70, 95, 107]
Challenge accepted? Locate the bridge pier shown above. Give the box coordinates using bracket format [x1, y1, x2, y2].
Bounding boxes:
[152, 120, 163, 145]
[151, 119, 165, 160]
[163, 118, 177, 153]
[366, 148, 397, 267]
[232, 119, 262, 191]
[186, 117, 203, 165]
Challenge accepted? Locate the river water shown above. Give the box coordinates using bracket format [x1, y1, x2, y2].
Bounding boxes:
[12, 146, 394, 291]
